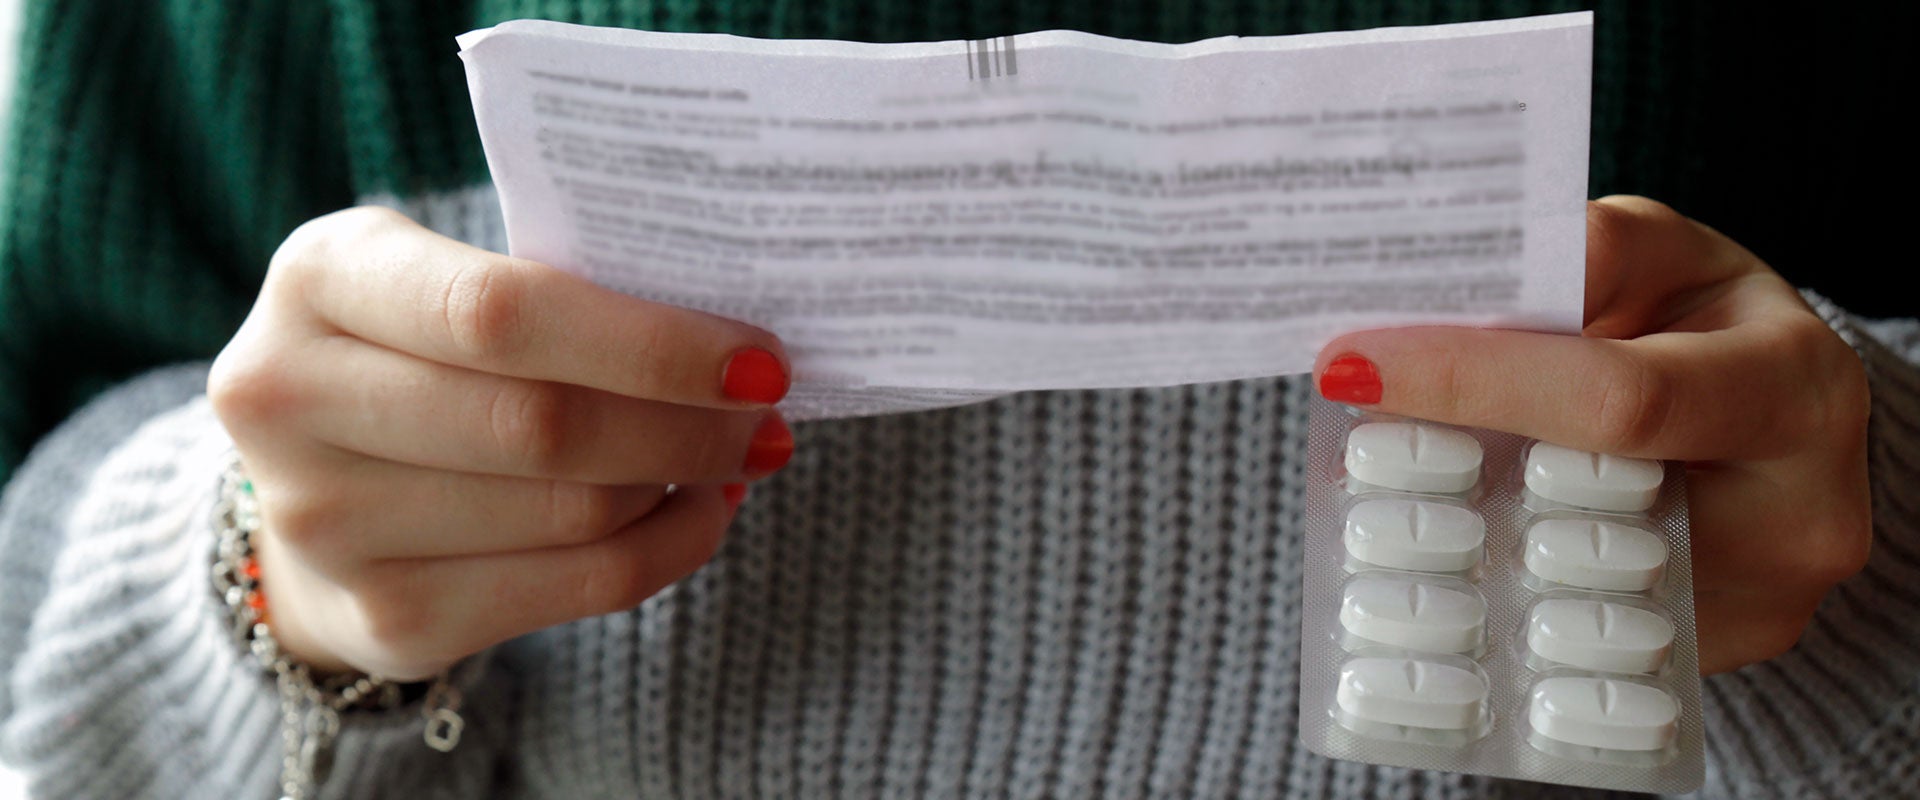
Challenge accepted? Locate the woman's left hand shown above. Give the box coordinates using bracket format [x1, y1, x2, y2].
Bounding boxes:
[1313, 194, 1872, 675]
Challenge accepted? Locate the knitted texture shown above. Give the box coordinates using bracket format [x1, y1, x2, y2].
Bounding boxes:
[7, 294, 1920, 798]
[5, 2, 1920, 799]
[11, 0, 1920, 482]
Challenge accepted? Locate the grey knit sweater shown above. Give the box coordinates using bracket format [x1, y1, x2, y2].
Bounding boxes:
[5, 214, 1920, 797]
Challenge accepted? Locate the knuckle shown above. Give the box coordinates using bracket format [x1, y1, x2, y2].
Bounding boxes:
[1832, 356, 1872, 436]
[1584, 198, 1634, 253]
[261, 490, 344, 554]
[207, 345, 295, 427]
[331, 204, 410, 230]
[1763, 314, 1869, 445]
[573, 507, 730, 617]
[1811, 333, 1871, 441]
[1593, 194, 1683, 227]
[682, 518, 730, 569]
[488, 382, 574, 474]
[270, 207, 405, 285]
[354, 571, 437, 651]
[1586, 196, 1692, 268]
[1583, 202, 1624, 267]
[440, 260, 532, 361]
[666, 501, 732, 575]
[1426, 351, 1474, 423]
[681, 415, 741, 479]
[321, 205, 411, 244]
[1807, 513, 1873, 585]
[1591, 352, 1673, 454]
[1752, 622, 1808, 665]
[573, 554, 652, 616]
[626, 316, 678, 385]
[267, 220, 330, 287]
[543, 482, 625, 546]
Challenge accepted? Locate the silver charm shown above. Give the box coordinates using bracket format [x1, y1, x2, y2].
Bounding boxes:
[211, 454, 464, 800]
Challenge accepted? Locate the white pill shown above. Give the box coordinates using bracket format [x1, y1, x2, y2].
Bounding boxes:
[1343, 498, 1485, 573]
[1337, 657, 1487, 730]
[1524, 442, 1663, 512]
[1345, 423, 1482, 494]
[1527, 599, 1674, 673]
[1340, 578, 1485, 653]
[1524, 518, 1667, 591]
[1529, 677, 1679, 751]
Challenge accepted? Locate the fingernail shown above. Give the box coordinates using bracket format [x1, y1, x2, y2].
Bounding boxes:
[722, 483, 748, 512]
[742, 415, 795, 475]
[1319, 354, 1383, 404]
[722, 347, 790, 405]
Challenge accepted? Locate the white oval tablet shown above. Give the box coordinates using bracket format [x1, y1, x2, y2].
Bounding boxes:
[1524, 519, 1667, 591]
[1339, 578, 1485, 653]
[1345, 423, 1482, 494]
[1337, 657, 1486, 730]
[1343, 498, 1486, 572]
[1527, 599, 1674, 673]
[1524, 442, 1663, 512]
[1529, 677, 1679, 751]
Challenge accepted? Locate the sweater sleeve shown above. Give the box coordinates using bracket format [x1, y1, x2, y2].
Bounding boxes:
[1683, 294, 1920, 799]
[0, 364, 513, 800]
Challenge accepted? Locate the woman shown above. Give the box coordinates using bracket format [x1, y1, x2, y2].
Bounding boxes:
[3, 2, 1916, 798]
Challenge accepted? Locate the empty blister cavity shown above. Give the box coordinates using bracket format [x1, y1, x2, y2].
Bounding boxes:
[1525, 442, 1662, 512]
[1344, 497, 1486, 573]
[1336, 657, 1489, 737]
[1524, 518, 1667, 592]
[1345, 423, 1482, 494]
[1527, 598, 1674, 673]
[1339, 576, 1485, 654]
[1528, 677, 1679, 755]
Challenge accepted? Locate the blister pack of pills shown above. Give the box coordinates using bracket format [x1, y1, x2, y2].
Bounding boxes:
[1299, 397, 1704, 792]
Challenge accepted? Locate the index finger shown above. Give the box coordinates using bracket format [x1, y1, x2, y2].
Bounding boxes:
[271, 207, 790, 408]
[1311, 310, 1845, 462]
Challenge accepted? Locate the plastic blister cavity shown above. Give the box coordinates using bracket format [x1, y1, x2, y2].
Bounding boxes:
[1527, 675, 1681, 765]
[1300, 398, 1703, 793]
[1524, 597, 1674, 674]
[1522, 517, 1667, 592]
[1338, 574, 1486, 655]
[1345, 422, 1484, 494]
[1336, 654, 1493, 746]
[1343, 497, 1486, 574]
[1524, 441, 1663, 513]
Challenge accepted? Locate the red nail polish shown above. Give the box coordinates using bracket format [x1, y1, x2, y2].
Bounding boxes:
[742, 415, 794, 475]
[1319, 354, 1383, 404]
[722, 348, 790, 405]
[722, 483, 748, 512]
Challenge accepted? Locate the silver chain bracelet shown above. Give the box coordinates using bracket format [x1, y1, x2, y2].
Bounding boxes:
[211, 456, 465, 800]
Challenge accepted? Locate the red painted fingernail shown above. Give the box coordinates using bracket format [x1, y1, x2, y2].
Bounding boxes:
[722, 348, 789, 405]
[722, 483, 748, 512]
[1319, 354, 1383, 404]
[742, 415, 794, 475]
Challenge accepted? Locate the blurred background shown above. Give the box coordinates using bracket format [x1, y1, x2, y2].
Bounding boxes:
[0, 0, 19, 794]
[0, 3, 1908, 798]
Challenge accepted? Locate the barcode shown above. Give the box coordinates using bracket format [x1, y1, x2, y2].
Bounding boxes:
[966, 36, 1017, 81]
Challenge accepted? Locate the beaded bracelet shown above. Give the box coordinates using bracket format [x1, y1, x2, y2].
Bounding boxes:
[211, 456, 464, 800]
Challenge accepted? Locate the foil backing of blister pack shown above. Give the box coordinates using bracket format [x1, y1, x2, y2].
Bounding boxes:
[1299, 397, 1704, 793]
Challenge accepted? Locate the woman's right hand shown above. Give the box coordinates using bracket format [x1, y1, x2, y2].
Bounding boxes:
[208, 207, 794, 680]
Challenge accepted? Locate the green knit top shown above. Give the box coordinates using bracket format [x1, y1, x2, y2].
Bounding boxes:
[1, 0, 1911, 482]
